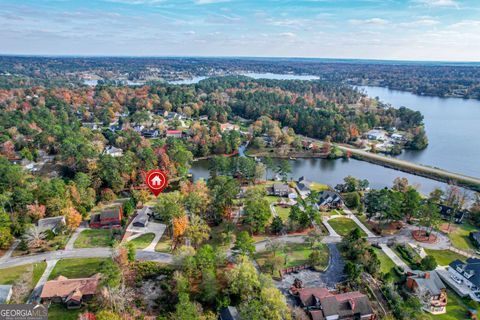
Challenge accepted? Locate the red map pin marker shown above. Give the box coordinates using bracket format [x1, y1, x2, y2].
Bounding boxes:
[145, 169, 168, 197]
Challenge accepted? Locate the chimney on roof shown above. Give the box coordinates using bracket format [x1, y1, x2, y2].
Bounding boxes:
[425, 272, 430, 279]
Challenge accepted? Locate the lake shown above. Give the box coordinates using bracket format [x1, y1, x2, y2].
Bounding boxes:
[358, 86, 480, 178]
[190, 157, 457, 196]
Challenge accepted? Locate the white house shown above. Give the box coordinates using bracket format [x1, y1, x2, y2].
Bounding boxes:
[445, 258, 480, 301]
[104, 146, 123, 157]
[366, 130, 387, 141]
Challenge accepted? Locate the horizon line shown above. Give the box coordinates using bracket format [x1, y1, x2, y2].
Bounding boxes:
[1, 53, 479, 65]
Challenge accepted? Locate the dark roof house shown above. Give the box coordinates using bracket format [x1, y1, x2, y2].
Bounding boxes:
[219, 306, 241, 320]
[297, 287, 375, 320]
[439, 204, 467, 223]
[317, 191, 343, 209]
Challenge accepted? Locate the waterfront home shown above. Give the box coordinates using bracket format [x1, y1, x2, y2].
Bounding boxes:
[104, 146, 123, 157]
[316, 190, 344, 210]
[295, 287, 375, 320]
[141, 129, 159, 138]
[366, 129, 387, 141]
[166, 130, 183, 138]
[438, 203, 467, 223]
[296, 176, 312, 197]
[37, 216, 66, 234]
[40, 274, 100, 309]
[272, 182, 290, 197]
[81, 122, 100, 130]
[0, 285, 13, 304]
[406, 271, 447, 314]
[89, 207, 123, 229]
[445, 258, 480, 301]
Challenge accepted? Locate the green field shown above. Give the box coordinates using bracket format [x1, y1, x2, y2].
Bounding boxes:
[424, 249, 466, 266]
[310, 182, 330, 192]
[447, 223, 478, 251]
[48, 258, 110, 280]
[155, 232, 173, 253]
[328, 217, 367, 237]
[129, 233, 155, 249]
[0, 262, 47, 302]
[74, 229, 113, 248]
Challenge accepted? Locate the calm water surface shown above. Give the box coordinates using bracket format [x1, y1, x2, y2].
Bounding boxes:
[191, 157, 457, 196]
[359, 86, 480, 178]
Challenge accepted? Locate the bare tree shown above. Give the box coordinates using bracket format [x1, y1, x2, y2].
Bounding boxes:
[99, 280, 135, 314]
[24, 226, 46, 249]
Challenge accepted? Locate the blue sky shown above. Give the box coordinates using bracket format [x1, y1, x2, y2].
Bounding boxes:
[1, 0, 479, 61]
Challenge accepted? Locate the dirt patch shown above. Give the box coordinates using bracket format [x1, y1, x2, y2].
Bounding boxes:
[412, 229, 438, 243]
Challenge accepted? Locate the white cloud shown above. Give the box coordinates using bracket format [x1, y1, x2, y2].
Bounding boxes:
[194, 0, 230, 4]
[349, 18, 389, 26]
[279, 32, 296, 38]
[400, 18, 440, 27]
[412, 0, 458, 8]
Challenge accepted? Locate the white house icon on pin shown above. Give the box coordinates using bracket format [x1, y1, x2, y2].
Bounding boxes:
[151, 175, 162, 186]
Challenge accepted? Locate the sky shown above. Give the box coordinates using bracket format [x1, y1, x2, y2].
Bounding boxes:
[1, 0, 480, 61]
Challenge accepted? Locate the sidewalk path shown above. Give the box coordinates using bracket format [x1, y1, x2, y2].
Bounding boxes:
[27, 259, 58, 303]
[65, 227, 86, 250]
[0, 239, 20, 262]
[379, 243, 411, 272]
[343, 208, 378, 238]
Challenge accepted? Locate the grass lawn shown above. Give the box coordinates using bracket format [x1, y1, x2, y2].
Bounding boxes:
[445, 223, 479, 251]
[372, 247, 400, 282]
[424, 289, 476, 320]
[155, 232, 173, 253]
[265, 195, 281, 204]
[48, 258, 110, 280]
[424, 249, 466, 266]
[0, 262, 47, 286]
[274, 205, 290, 222]
[47, 304, 82, 320]
[328, 217, 367, 237]
[255, 243, 329, 276]
[74, 229, 113, 248]
[310, 182, 330, 192]
[129, 233, 155, 249]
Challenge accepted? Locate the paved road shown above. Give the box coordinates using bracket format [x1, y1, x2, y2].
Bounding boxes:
[299, 134, 480, 185]
[0, 239, 20, 262]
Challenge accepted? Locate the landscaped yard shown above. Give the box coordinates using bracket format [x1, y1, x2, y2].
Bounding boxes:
[444, 223, 479, 252]
[424, 289, 477, 320]
[255, 242, 329, 276]
[74, 229, 114, 248]
[328, 217, 367, 237]
[129, 233, 155, 249]
[424, 249, 466, 266]
[48, 258, 110, 280]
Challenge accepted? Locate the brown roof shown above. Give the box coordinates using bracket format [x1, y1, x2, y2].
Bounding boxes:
[100, 208, 121, 220]
[298, 288, 373, 319]
[40, 274, 100, 302]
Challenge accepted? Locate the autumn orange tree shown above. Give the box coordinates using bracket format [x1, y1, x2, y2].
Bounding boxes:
[64, 207, 82, 230]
